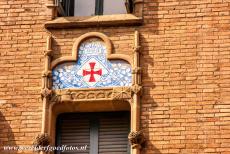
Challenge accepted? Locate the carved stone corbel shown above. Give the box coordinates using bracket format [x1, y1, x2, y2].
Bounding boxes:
[33, 133, 50, 151]
[128, 130, 146, 149]
[42, 70, 52, 78]
[132, 67, 141, 74]
[44, 49, 52, 56]
[41, 88, 53, 100]
[131, 85, 142, 95]
[133, 46, 141, 53]
[50, 92, 61, 103]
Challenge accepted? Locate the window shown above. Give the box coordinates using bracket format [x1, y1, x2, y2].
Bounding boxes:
[56, 112, 130, 154]
[57, 0, 133, 16]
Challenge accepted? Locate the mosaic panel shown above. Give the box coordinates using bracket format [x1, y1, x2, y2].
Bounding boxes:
[52, 39, 132, 89]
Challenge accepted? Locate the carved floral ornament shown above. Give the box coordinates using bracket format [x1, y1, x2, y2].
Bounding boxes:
[50, 87, 138, 103]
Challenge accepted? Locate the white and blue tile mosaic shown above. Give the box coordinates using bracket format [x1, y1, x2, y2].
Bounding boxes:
[52, 39, 132, 89]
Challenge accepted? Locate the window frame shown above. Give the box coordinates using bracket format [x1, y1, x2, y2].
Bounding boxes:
[57, 0, 133, 17]
[55, 112, 130, 154]
[95, 0, 103, 15]
[45, 0, 143, 29]
[57, 0, 75, 16]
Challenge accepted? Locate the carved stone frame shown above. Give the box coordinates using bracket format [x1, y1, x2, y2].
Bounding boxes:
[40, 31, 142, 154]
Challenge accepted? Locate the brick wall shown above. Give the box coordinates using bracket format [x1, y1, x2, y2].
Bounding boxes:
[141, 0, 230, 153]
[0, 0, 47, 153]
[0, 0, 230, 154]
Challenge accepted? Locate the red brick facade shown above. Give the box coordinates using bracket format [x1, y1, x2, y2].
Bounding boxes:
[0, 0, 230, 154]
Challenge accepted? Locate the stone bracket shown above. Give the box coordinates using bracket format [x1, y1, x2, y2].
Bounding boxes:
[44, 49, 53, 56]
[133, 45, 141, 53]
[131, 85, 142, 95]
[41, 88, 53, 100]
[132, 67, 142, 74]
[42, 70, 52, 77]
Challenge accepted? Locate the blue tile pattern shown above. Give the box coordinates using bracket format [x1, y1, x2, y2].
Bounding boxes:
[52, 39, 132, 89]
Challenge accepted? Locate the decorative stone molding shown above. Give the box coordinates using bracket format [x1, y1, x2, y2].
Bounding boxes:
[40, 36, 53, 154]
[45, 15, 143, 29]
[50, 86, 142, 103]
[128, 130, 146, 149]
[41, 36, 52, 90]
[52, 87, 133, 102]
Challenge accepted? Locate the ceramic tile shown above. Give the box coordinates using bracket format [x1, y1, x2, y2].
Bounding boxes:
[52, 39, 132, 89]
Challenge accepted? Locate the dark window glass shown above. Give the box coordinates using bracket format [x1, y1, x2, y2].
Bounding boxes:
[74, 0, 96, 16]
[103, 0, 127, 15]
[58, 0, 132, 17]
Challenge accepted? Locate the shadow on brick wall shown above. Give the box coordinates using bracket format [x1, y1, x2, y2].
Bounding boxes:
[139, 0, 163, 153]
[140, 100, 162, 154]
[142, 0, 160, 35]
[0, 111, 16, 154]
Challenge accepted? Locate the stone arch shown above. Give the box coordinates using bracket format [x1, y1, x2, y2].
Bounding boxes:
[51, 32, 133, 69]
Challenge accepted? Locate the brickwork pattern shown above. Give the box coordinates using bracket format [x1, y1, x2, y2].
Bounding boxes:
[0, 0, 230, 154]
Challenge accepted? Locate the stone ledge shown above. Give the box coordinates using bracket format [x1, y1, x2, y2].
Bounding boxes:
[44, 14, 143, 29]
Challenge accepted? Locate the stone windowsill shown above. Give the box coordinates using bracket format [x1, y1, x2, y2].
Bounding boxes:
[44, 14, 143, 29]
